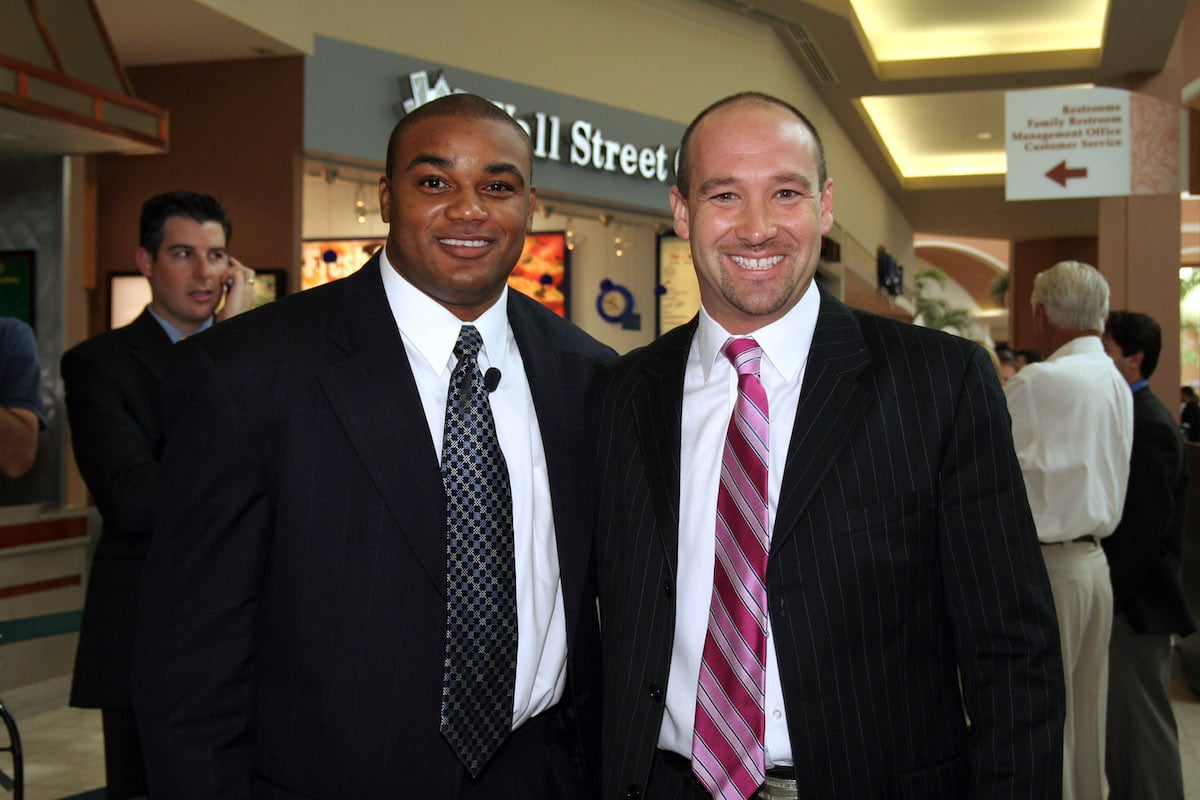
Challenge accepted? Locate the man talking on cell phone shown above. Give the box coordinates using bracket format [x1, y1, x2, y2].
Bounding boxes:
[62, 190, 256, 799]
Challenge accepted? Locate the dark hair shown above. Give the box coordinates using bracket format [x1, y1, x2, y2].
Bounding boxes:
[1104, 310, 1161, 379]
[1015, 348, 1042, 364]
[385, 93, 533, 182]
[139, 191, 231, 256]
[675, 91, 827, 197]
[1184, 386, 1197, 400]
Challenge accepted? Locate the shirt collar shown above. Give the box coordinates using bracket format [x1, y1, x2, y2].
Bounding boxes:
[696, 280, 820, 383]
[1046, 334, 1104, 361]
[1130, 379, 1149, 393]
[379, 247, 510, 374]
[146, 305, 212, 344]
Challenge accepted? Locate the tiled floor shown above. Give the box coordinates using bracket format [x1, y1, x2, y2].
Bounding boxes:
[17, 705, 103, 800]
[12, 663, 1200, 799]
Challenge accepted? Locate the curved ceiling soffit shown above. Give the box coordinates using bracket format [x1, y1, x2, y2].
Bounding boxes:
[914, 240, 1009, 275]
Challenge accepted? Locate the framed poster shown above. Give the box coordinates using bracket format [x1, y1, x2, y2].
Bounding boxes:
[302, 239, 384, 291]
[512, 231, 568, 318]
[0, 251, 36, 326]
[656, 234, 699, 336]
[109, 269, 287, 329]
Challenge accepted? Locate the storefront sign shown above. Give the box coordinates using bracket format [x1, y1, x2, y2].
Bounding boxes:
[305, 37, 686, 212]
[401, 70, 672, 184]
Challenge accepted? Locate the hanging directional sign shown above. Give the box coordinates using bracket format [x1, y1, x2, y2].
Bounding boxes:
[1004, 86, 1177, 201]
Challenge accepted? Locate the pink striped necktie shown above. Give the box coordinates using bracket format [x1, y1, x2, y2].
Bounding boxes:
[693, 336, 770, 800]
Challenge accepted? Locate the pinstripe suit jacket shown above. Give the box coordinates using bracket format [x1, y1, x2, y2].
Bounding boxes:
[594, 291, 1065, 799]
[133, 256, 609, 799]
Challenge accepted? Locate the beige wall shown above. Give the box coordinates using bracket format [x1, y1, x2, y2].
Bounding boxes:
[199, 0, 918, 301]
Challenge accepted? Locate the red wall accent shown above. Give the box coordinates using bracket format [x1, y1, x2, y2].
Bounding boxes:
[0, 516, 87, 549]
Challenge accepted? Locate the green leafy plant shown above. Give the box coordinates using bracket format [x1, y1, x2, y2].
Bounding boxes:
[913, 269, 975, 337]
[990, 273, 1010, 307]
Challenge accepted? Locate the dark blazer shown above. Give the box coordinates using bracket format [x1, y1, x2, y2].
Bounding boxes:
[1180, 398, 1200, 442]
[1102, 386, 1196, 636]
[594, 293, 1065, 799]
[63, 308, 171, 709]
[133, 255, 609, 799]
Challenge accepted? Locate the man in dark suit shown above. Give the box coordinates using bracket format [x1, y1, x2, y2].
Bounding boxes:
[593, 92, 1065, 800]
[1180, 386, 1200, 442]
[133, 94, 611, 799]
[63, 190, 256, 799]
[1102, 311, 1196, 799]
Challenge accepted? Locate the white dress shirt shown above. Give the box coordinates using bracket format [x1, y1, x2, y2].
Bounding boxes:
[379, 250, 567, 728]
[657, 284, 820, 766]
[1004, 335, 1133, 543]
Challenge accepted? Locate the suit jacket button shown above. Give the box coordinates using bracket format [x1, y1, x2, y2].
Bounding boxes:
[625, 786, 641, 799]
[648, 684, 664, 702]
[662, 578, 672, 597]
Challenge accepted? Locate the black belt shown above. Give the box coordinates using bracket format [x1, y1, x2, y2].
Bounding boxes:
[1041, 535, 1098, 547]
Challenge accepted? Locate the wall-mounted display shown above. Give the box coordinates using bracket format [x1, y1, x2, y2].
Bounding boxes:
[513, 232, 568, 318]
[302, 233, 569, 318]
[656, 234, 699, 336]
[0, 251, 36, 326]
[302, 239, 385, 291]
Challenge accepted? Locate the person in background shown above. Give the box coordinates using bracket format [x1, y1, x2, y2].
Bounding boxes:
[1004, 260, 1133, 800]
[1015, 348, 1043, 369]
[62, 190, 256, 800]
[1102, 310, 1195, 800]
[594, 91, 1063, 800]
[1179, 386, 1200, 443]
[996, 345, 1019, 382]
[0, 316, 45, 478]
[133, 94, 611, 799]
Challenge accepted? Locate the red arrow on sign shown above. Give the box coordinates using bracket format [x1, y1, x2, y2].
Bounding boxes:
[1045, 160, 1088, 187]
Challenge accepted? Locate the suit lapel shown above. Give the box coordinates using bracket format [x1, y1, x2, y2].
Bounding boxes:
[772, 293, 873, 554]
[317, 256, 449, 592]
[121, 309, 172, 381]
[634, 321, 694, 573]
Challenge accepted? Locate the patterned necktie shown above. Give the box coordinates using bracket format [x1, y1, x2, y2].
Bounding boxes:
[693, 337, 770, 800]
[439, 325, 517, 777]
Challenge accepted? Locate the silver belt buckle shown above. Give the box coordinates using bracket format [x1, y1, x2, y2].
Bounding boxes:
[757, 772, 799, 800]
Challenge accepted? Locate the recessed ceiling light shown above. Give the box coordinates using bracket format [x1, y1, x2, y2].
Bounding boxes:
[848, 0, 1109, 62]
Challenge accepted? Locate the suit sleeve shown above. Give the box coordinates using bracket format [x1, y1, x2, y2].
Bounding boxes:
[61, 346, 159, 535]
[133, 340, 272, 800]
[1104, 411, 1181, 603]
[939, 346, 1065, 798]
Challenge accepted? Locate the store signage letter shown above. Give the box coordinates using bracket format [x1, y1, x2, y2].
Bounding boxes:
[399, 69, 673, 184]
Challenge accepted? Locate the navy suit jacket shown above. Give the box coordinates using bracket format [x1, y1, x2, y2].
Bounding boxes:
[134, 256, 610, 798]
[594, 292, 1065, 799]
[64, 308, 170, 709]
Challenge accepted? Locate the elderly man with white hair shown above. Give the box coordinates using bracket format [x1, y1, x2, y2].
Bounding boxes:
[1004, 259, 1133, 800]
